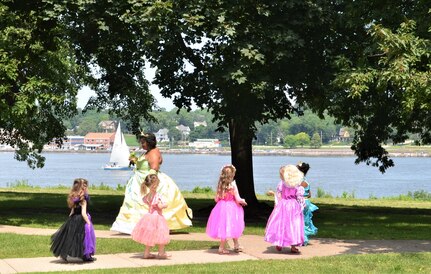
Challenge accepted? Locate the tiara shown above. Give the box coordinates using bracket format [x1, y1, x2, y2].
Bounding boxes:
[140, 129, 149, 137]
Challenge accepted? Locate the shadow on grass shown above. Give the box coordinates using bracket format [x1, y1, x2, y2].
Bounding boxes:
[1, 191, 430, 240]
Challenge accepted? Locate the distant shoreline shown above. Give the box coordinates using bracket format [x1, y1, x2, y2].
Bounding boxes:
[1, 147, 430, 157]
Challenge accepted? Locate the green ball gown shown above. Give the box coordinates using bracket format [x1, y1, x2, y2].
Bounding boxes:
[111, 154, 193, 234]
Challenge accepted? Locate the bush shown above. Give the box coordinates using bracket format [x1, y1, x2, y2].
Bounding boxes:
[116, 184, 126, 192]
[191, 186, 214, 193]
[316, 187, 333, 198]
[340, 191, 356, 199]
[6, 180, 39, 189]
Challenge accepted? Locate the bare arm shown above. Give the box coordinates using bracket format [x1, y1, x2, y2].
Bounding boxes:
[80, 199, 91, 225]
[69, 208, 74, 217]
[157, 200, 168, 209]
[146, 149, 162, 171]
[300, 180, 311, 198]
[157, 194, 168, 209]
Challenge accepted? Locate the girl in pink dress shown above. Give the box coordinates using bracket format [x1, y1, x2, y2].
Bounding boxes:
[265, 165, 305, 254]
[131, 174, 170, 259]
[206, 165, 248, 254]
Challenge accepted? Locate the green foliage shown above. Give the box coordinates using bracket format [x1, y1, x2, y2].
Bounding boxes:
[296, 132, 311, 147]
[6, 180, 39, 189]
[316, 187, 333, 198]
[0, 1, 86, 168]
[283, 134, 298, 148]
[1, 1, 155, 168]
[89, 183, 112, 191]
[191, 186, 214, 194]
[3, 0, 431, 182]
[394, 190, 431, 201]
[310, 132, 322, 148]
[283, 132, 311, 148]
[340, 191, 356, 199]
[116, 184, 126, 192]
[329, 13, 431, 172]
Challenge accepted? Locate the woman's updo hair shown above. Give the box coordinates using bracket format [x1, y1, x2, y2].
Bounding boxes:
[140, 132, 157, 150]
[296, 162, 310, 176]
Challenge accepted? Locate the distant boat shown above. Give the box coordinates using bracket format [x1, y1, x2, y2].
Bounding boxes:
[104, 122, 131, 170]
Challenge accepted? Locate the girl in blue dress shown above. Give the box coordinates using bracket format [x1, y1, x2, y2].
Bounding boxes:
[297, 162, 318, 245]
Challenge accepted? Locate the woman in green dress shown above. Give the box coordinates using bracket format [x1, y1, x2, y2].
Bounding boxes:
[111, 133, 192, 234]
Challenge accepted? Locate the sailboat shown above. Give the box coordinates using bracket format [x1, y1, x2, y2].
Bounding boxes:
[103, 122, 131, 170]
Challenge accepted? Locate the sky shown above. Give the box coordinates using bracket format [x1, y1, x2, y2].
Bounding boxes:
[77, 85, 175, 110]
[77, 65, 176, 110]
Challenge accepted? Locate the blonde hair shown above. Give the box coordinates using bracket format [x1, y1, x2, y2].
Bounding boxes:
[282, 165, 304, 187]
[67, 178, 88, 208]
[216, 165, 236, 198]
[141, 174, 159, 195]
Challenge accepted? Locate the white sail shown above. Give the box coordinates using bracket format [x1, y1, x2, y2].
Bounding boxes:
[108, 122, 130, 168]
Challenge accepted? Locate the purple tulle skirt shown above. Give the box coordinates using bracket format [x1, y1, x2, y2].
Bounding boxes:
[83, 214, 96, 258]
[265, 199, 304, 247]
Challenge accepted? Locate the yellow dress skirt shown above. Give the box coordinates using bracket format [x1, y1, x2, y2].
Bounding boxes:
[111, 157, 192, 234]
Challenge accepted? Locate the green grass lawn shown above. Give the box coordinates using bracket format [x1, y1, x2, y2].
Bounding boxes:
[29, 253, 431, 274]
[1, 188, 430, 239]
[0, 233, 215, 259]
[1, 188, 430, 273]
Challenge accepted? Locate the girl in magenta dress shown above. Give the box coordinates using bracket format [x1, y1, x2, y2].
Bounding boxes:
[206, 164, 247, 254]
[131, 174, 170, 259]
[265, 165, 305, 254]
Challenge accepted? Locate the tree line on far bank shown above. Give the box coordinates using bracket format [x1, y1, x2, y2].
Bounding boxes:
[64, 107, 352, 148]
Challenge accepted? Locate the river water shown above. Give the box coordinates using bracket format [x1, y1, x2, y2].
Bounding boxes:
[0, 152, 430, 198]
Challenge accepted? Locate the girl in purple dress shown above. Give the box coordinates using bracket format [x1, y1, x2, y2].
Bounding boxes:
[265, 165, 305, 254]
[131, 174, 170, 259]
[51, 178, 96, 262]
[206, 165, 247, 254]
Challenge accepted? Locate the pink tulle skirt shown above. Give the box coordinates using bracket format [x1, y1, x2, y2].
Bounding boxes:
[206, 200, 245, 239]
[131, 212, 170, 246]
[264, 199, 304, 247]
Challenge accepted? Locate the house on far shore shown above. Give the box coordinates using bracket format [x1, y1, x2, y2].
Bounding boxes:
[155, 128, 169, 143]
[62, 136, 85, 150]
[98, 120, 116, 133]
[176, 124, 191, 135]
[193, 121, 207, 128]
[176, 124, 191, 144]
[189, 139, 221, 149]
[84, 132, 115, 150]
[336, 127, 352, 142]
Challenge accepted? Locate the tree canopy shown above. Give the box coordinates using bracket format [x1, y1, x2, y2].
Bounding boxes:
[0, 0, 154, 168]
[1, 0, 430, 206]
[327, 1, 431, 172]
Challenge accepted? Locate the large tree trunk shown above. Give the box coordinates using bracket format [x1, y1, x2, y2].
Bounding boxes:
[229, 119, 259, 207]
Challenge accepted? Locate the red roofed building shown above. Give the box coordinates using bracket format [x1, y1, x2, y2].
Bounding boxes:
[84, 132, 115, 150]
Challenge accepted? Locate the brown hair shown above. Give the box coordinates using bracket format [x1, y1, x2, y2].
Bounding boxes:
[216, 165, 236, 198]
[140, 132, 157, 151]
[67, 178, 88, 208]
[140, 174, 159, 195]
